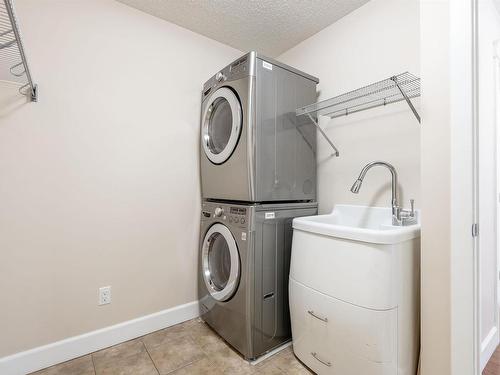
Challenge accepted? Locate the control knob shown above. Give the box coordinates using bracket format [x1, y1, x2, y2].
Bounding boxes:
[214, 207, 224, 217]
[215, 72, 225, 82]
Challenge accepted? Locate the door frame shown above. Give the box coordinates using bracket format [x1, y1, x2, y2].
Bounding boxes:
[471, 0, 480, 372]
[447, 0, 479, 373]
[496, 41, 500, 315]
[494, 36, 500, 364]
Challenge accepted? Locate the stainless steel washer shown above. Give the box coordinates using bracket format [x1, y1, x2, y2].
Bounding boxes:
[200, 51, 319, 203]
[198, 199, 317, 360]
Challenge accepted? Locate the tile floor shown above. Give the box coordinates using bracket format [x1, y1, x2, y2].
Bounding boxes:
[31, 318, 313, 375]
[484, 344, 500, 375]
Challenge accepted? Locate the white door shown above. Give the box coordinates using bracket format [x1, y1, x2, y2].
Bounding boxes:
[496, 40, 500, 313]
[201, 87, 242, 165]
[477, 5, 500, 367]
[201, 223, 240, 301]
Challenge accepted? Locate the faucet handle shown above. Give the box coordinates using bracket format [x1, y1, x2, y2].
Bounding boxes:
[398, 199, 418, 226]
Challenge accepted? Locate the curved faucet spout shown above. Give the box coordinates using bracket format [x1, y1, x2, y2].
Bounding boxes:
[350, 179, 363, 194]
[350, 161, 399, 219]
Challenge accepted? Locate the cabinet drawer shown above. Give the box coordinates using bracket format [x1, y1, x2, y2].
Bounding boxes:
[290, 229, 400, 309]
[290, 278, 397, 375]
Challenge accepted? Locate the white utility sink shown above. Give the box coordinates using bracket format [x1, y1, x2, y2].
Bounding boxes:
[289, 204, 420, 375]
[292, 204, 420, 245]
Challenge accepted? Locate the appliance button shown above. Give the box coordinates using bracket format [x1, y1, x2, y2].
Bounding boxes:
[214, 207, 224, 217]
[240, 218, 245, 224]
[234, 217, 239, 223]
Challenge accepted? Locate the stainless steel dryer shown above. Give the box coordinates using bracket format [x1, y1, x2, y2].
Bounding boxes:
[200, 52, 319, 203]
[198, 200, 317, 360]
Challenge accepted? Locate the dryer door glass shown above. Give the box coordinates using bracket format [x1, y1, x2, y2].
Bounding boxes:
[202, 87, 242, 164]
[208, 98, 232, 155]
[202, 223, 240, 301]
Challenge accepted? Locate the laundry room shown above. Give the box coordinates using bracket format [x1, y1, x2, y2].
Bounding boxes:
[0, 0, 496, 374]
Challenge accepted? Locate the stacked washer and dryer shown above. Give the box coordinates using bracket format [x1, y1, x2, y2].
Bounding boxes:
[198, 51, 319, 360]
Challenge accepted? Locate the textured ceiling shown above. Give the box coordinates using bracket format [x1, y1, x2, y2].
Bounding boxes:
[116, 0, 371, 57]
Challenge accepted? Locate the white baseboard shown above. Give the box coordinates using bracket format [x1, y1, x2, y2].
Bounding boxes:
[0, 301, 200, 375]
[481, 326, 499, 371]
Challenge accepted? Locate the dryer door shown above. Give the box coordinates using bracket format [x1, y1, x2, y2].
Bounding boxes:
[201, 87, 242, 164]
[202, 223, 240, 301]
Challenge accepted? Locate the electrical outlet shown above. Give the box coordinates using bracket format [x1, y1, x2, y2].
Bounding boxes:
[99, 286, 111, 305]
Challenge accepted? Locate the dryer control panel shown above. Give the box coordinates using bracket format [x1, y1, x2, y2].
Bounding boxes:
[202, 53, 255, 101]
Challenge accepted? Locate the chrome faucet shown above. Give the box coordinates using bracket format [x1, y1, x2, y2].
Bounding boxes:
[350, 161, 416, 226]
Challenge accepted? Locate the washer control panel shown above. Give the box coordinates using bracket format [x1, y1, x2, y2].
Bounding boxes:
[228, 207, 247, 225]
[201, 202, 249, 228]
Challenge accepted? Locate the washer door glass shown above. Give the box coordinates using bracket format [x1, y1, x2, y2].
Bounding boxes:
[202, 223, 240, 301]
[202, 87, 242, 164]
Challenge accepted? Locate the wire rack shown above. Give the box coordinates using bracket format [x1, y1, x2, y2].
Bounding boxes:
[297, 72, 420, 119]
[0, 0, 37, 101]
[296, 72, 421, 157]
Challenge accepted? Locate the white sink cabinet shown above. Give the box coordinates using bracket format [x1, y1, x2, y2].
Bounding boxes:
[289, 205, 420, 375]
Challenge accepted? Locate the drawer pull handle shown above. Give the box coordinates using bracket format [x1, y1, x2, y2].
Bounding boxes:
[308, 310, 328, 322]
[311, 352, 332, 367]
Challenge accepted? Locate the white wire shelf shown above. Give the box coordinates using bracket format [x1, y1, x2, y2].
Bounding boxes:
[0, 0, 37, 101]
[296, 72, 421, 157]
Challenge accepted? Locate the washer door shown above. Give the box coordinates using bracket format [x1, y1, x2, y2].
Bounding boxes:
[202, 223, 240, 301]
[201, 87, 242, 165]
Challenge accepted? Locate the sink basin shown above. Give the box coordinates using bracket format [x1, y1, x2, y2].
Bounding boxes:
[292, 204, 420, 244]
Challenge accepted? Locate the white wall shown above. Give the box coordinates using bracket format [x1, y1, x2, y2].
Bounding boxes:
[420, 1, 453, 373]
[0, 0, 240, 358]
[478, 0, 500, 368]
[278, 0, 420, 214]
[420, 0, 478, 373]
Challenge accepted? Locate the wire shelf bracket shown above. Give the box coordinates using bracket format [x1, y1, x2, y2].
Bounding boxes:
[296, 72, 421, 157]
[306, 112, 339, 157]
[1, 0, 37, 102]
